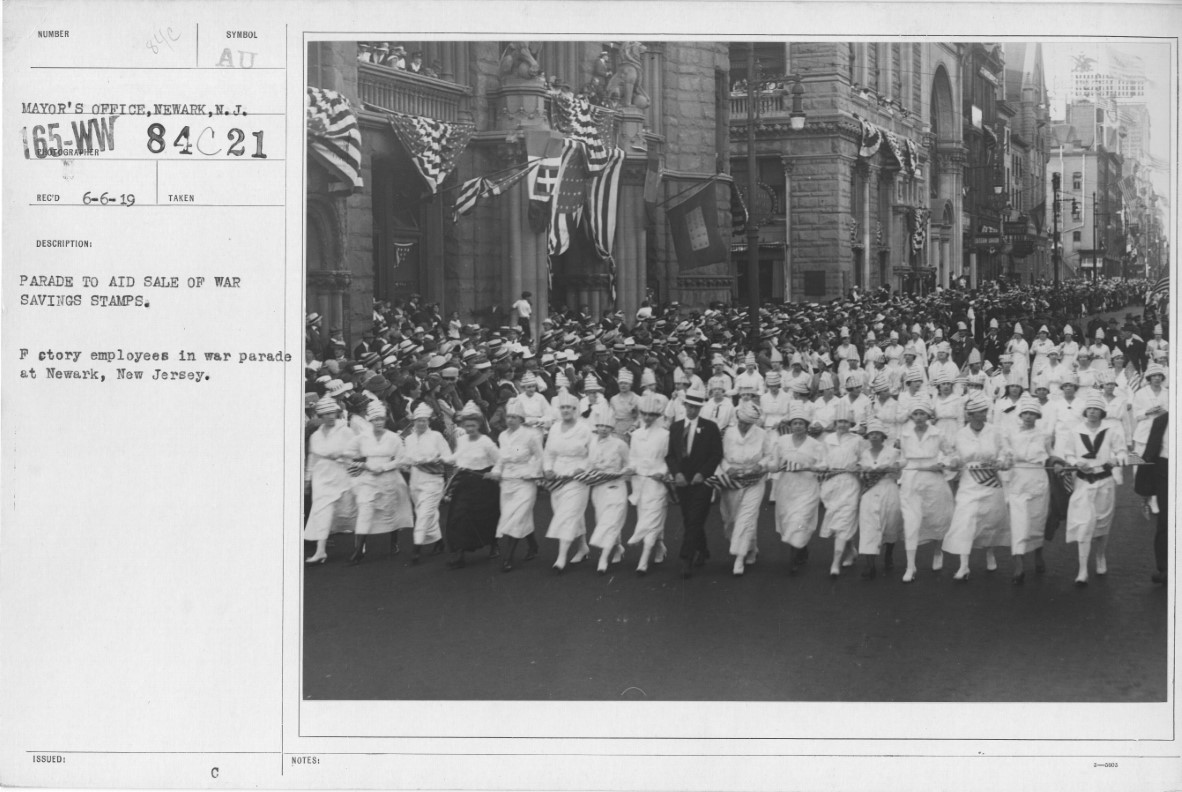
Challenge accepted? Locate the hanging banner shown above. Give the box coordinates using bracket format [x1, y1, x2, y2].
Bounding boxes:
[306, 87, 364, 195]
[665, 181, 726, 271]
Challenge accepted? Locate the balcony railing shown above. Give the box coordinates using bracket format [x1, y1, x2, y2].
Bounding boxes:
[729, 89, 786, 119]
[357, 62, 471, 122]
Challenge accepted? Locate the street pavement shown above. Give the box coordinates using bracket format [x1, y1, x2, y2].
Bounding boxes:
[304, 306, 1168, 703]
[303, 470, 1167, 702]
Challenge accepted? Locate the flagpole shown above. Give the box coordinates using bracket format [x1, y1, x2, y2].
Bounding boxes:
[745, 43, 761, 351]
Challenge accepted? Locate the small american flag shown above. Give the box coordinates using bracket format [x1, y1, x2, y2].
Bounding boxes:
[386, 111, 475, 194]
[705, 471, 764, 490]
[967, 465, 1002, 488]
[306, 87, 363, 195]
[573, 470, 625, 486]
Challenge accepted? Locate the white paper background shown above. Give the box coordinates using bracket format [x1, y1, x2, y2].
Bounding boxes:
[2, 1, 1180, 789]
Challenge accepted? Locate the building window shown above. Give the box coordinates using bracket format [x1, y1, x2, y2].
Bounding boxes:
[803, 270, 827, 296]
[1072, 171, 1082, 191]
[1073, 230, 1082, 242]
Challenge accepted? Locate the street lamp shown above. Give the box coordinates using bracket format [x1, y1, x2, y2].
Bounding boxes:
[744, 43, 805, 349]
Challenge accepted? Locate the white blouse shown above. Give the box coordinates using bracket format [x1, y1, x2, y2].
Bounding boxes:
[496, 426, 543, 478]
[544, 421, 593, 475]
[628, 425, 670, 476]
[720, 425, 770, 474]
[449, 433, 500, 471]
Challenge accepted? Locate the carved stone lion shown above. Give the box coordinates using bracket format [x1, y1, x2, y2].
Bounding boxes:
[606, 41, 650, 110]
[499, 42, 541, 82]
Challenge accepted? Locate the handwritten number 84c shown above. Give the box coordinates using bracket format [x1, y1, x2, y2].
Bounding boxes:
[145, 123, 266, 158]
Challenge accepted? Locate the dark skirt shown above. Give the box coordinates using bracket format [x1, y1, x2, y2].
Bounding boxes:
[1044, 462, 1071, 542]
[444, 467, 501, 552]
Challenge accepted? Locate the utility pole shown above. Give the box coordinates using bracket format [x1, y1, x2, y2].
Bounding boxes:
[745, 43, 761, 350]
[1092, 191, 1099, 282]
[1051, 171, 1061, 285]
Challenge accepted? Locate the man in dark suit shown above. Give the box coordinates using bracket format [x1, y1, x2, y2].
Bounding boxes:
[1135, 412, 1169, 585]
[666, 386, 723, 578]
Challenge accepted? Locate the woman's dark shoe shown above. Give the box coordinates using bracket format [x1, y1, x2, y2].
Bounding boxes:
[347, 543, 366, 566]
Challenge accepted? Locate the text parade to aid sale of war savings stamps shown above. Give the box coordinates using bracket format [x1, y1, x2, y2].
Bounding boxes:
[8, 15, 290, 387]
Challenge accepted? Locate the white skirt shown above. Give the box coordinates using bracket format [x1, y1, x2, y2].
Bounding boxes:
[773, 472, 820, 548]
[496, 478, 538, 539]
[589, 482, 629, 549]
[819, 472, 861, 542]
[858, 478, 903, 554]
[546, 480, 590, 541]
[721, 482, 765, 557]
[1006, 467, 1049, 554]
[409, 475, 444, 545]
[628, 476, 669, 546]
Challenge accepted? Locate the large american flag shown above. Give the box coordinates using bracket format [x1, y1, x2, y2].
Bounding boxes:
[306, 87, 363, 195]
[587, 147, 625, 301]
[548, 140, 590, 257]
[528, 143, 566, 233]
[386, 111, 475, 194]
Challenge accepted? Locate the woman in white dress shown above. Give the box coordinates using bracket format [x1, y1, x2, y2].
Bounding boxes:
[1030, 325, 1056, 384]
[1097, 369, 1134, 447]
[628, 392, 671, 575]
[398, 402, 451, 563]
[1006, 324, 1030, 388]
[304, 397, 358, 564]
[897, 396, 955, 582]
[544, 392, 593, 572]
[772, 403, 826, 574]
[488, 398, 543, 572]
[942, 393, 1010, 581]
[347, 401, 414, 565]
[1132, 364, 1169, 454]
[587, 404, 634, 574]
[856, 418, 903, 579]
[820, 400, 865, 578]
[720, 401, 770, 577]
[932, 375, 965, 446]
[1003, 395, 1052, 583]
[1060, 391, 1128, 586]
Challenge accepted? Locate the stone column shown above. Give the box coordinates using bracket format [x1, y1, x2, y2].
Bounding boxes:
[615, 156, 647, 320]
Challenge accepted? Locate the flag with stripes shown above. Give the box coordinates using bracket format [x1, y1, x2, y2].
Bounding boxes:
[306, 87, 363, 195]
[548, 140, 590, 257]
[453, 161, 537, 222]
[730, 180, 749, 238]
[386, 111, 475, 194]
[550, 92, 613, 172]
[587, 147, 625, 301]
[705, 471, 765, 490]
[1125, 369, 1144, 393]
[967, 465, 1002, 488]
[1149, 275, 1169, 300]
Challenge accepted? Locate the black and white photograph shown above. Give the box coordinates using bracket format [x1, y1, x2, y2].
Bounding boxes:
[302, 37, 1171, 704]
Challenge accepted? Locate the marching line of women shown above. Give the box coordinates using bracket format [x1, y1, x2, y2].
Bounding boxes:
[305, 363, 1164, 585]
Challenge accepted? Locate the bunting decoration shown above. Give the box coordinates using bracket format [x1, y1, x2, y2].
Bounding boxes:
[908, 207, 931, 253]
[705, 471, 765, 490]
[857, 117, 882, 158]
[882, 130, 918, 179]
[306, 87, 364, 195]
[1149, 275, 1170, 302]
[386, 111, 475, 194]
[550, 91, 614, 172]
[967, 466, 1003, 488]
[392, 242, 416, 267]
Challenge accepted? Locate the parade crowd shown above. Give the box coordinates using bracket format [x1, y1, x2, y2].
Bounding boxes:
[304, 278, 1170, 587]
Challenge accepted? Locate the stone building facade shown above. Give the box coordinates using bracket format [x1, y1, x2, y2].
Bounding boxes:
[729, 42, 964, 301]
[305, 40, 730, 349]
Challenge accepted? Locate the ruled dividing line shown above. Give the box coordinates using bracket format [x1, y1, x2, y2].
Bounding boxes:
[195, 23, 199, 67]
[30, 66, 286, 70]
[21, 158, 287, 162]
[28, 203, 284, 208]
